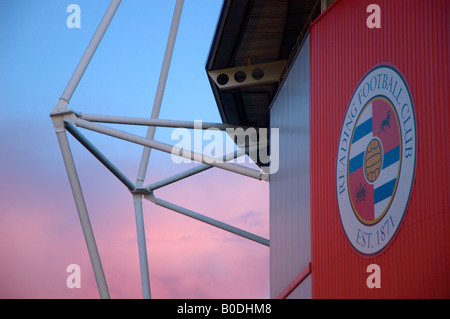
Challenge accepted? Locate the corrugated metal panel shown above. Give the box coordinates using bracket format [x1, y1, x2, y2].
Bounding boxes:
[310, 0, 449, 298]
[270, 36, 311, 298]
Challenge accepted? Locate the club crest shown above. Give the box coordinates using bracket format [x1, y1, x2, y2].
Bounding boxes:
[336, 64, 416, 256]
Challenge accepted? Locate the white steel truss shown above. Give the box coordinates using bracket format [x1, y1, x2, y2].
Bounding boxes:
[50, 0, 270, 299]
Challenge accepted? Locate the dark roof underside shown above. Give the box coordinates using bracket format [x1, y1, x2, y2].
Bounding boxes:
[206, 0, 320, 128]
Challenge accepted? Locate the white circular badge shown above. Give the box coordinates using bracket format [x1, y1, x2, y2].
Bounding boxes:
[336, 64, 416, 256]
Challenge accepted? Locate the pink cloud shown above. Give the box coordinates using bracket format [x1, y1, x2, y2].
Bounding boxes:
[0, 147, 269, 299]
[140, 167, 270, 299]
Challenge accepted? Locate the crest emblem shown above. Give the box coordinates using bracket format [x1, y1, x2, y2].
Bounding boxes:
[336, 65, 416, 256]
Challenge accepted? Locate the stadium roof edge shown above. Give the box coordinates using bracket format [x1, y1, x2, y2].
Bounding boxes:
[206, 0, 321, 128]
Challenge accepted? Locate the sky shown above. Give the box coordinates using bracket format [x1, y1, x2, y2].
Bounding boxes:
[0, 0, 270, 299]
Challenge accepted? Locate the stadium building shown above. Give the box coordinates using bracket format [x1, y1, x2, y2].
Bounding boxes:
[206, 0, 449, 298]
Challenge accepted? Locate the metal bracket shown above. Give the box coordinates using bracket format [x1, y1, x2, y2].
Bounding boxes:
[50, 109, 80, 133]
[208, 60, 287, 89]
[131, 187, 153, 196]
[50, 98, 69, 116]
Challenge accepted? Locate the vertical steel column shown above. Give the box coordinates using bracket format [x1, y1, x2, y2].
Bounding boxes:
[133, 195, 151, 299]
[51, 0, 121, 298]
[136, 0, 184, 186]
[133, 0, 184, 299]
[55, 128, 110, 299]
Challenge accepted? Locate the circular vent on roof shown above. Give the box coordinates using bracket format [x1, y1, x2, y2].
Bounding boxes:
[234, 71, 247, 83]
[252, 68, 264, 80]
[216, 73, 229, 86]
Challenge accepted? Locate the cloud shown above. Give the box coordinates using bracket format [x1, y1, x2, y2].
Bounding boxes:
[0, 139, 270, 298]
[0, 106, 269, 299]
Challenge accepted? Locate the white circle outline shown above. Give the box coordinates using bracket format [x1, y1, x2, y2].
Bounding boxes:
[336, 64, 417, 256]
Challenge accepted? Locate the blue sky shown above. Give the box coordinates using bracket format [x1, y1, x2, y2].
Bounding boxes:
[0, 0, 223, 161]
[0, 0, 239, 187]
[0, 1, 270, 299]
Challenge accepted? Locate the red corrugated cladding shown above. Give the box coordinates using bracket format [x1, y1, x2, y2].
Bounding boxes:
[309, 0, 449, 298]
